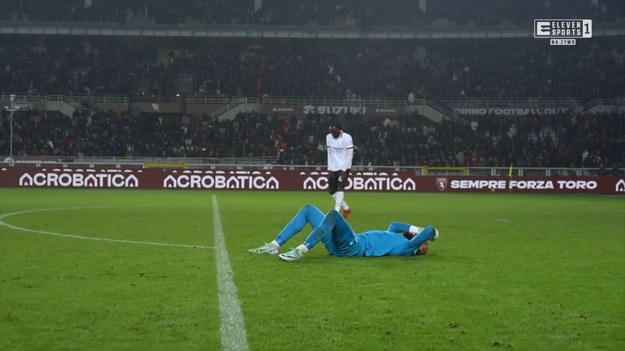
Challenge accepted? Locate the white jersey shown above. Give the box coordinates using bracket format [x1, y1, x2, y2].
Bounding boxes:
[326, 131, 354, 171]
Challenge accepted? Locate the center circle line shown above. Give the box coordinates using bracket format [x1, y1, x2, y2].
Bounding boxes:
[0, 206, 214, 250]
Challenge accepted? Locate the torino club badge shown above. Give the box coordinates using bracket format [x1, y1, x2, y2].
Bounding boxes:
[436, 177, 448, 191]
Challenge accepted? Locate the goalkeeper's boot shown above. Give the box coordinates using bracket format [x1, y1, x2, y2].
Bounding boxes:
[249, 242, 280, 255]
[342, 207, 353, 219]
[278, 248, 304, 262]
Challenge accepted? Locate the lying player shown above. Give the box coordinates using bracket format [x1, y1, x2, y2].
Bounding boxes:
[249, 204, 439, 262]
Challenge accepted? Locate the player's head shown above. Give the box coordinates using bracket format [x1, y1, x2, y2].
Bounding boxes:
[329, 122, 342, 138]
[404, 231, 429, 255]
[416, 242, 429, 255]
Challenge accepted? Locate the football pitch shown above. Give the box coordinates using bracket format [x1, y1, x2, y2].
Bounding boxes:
[0, 188, 623, 351]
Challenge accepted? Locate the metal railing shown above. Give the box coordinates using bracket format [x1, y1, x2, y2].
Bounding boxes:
[2, 20, 624, 38]
[0, 93, 128, 104]
[423, 99, 468, 125]
[2, 155, 620, 177]
[263, 96, 408, 106]
[438, 98, 580, 109]
[209, 98, 247, 118]
[4, 93, 617, 110]
[1, 155, 279, 167]
[184, 96, 243, 105]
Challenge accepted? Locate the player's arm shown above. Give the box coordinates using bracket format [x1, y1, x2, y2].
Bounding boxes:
[388, 222, 424, 240]
[406, 226, 437, 254]
[346, 134, 354, 167]
[326, 135, 333, 171]
[388, 222, 421, 233]
[407, 234, 428, 254]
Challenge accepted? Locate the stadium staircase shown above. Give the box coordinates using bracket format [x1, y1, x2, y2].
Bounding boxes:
[46, 95, 96, 117]
[209, 97, 258, 120]
[568, 99, 619, 117]
[407, 99, 469, 125]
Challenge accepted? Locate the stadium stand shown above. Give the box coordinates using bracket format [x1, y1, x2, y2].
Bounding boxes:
[2, 0, 623, 26]
[1, 108, 623, 170]
[0, 0, 623, 170]
[1, 37, 623, 99]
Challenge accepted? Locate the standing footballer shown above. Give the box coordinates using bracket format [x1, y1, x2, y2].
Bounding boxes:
[326, 122, 353, 219]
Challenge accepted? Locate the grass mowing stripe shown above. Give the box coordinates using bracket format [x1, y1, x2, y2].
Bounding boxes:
[0, 207, 216, 249]
[212, 195, 249, 351]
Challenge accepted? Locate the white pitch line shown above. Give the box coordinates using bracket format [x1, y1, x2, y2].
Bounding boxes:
[212, 195, 249, 351]
[0, 207, 214, 249]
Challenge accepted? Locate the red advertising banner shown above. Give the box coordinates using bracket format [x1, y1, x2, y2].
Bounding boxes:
[1, 167, 624, 194]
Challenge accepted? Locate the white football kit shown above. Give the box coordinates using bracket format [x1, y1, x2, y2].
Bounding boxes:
[326, 131, 354, 172]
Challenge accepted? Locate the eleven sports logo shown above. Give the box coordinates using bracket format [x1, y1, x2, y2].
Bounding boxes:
[435, 178, 625, 192]
[534, 19, 592, 46]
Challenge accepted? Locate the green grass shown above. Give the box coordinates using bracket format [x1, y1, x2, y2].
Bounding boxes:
[1, 189, 624, 351]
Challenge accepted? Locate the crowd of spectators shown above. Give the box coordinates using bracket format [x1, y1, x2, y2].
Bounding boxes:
[2, 0, 623, 27]
[1, 36, 623, 100]
[1, 109, 623, 170]
[1, 2, 623, 171]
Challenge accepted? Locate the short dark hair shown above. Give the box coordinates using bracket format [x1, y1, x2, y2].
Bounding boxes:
[329, 122, 342, 130]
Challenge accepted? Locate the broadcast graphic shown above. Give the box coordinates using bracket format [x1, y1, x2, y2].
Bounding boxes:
[534, 19, 592, 46]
